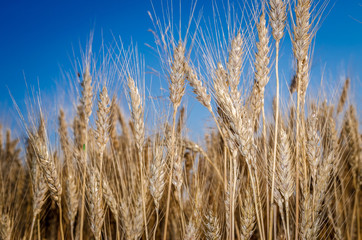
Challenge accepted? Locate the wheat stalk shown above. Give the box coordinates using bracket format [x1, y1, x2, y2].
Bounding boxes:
[163, 41, 187, 240]
[269, 0, 286, 238]
[79, 65, 93, 240]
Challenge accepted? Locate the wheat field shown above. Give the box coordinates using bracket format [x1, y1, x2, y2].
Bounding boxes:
[0, 0, 361, 239]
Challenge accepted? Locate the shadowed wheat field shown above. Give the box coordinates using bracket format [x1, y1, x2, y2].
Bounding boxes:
[0, 0, 360, 239]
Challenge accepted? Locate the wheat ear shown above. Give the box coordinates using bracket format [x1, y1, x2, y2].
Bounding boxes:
[109, 96, 120, 149]
[87, 167, 105, 240]
[127, 76, 148, 239]
[0, 212, 11, 240]
[227, 32, 243, 108]
[277, 128, 295, 240]
[31, 118, 64, 240]
[149, 141, 166, 239]
[27, 141, 47, 240]
[293, 0, 312, 105]
[100, 174, 118, 218]
[336, 78, 350, 114]
[239, 184, 256, 240]
[150, 142, 166, 209]
[204, 210, 222, 240]
[306, 111, 321, 181]
[59, 110, 78, 240]
[119, 197, 133, 239]
[250, 12, 270, 124]
[95, 86, 110, 169]
[169, 41, 186, 110]
[184, 62, 212, 112]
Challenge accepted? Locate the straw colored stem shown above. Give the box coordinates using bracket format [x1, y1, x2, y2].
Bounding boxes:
[37, 217, 40, 240]
[59, 204, 65, 240]
[162, 109, 177, 240]
[263, 109, 269, 239]
[116, 217, 120, 240]
[153, 209, 159, 240]
[286, 200, 290, 240]
[79, 156, 87, 240]
[247, 164, 264, 240]
[269, 40, 280, 240]
[138, 150, 149, 240]
[29, 216, 36, 240]
[295, 73, 301, 240]
[70, 223, 74, 240]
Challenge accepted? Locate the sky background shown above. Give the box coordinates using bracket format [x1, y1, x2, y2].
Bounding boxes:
[0, 0, 361, 139]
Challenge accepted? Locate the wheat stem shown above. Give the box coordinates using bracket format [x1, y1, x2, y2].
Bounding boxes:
[59, 204, 65, 240]
[153, 209, 159, 240]
[37, 217, 40, 240]
[29, 217, 35, 240]
[269, 40, 280, 240]
[162, 109, 177, 240]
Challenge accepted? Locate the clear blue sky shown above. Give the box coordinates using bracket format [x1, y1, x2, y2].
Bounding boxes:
[0, 0, 361, 136]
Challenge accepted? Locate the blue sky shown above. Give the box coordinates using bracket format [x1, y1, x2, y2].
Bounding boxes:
[0, 0, 361, 137]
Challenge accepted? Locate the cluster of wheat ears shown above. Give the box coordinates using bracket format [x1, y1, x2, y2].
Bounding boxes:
[0, 0, 360, 239]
